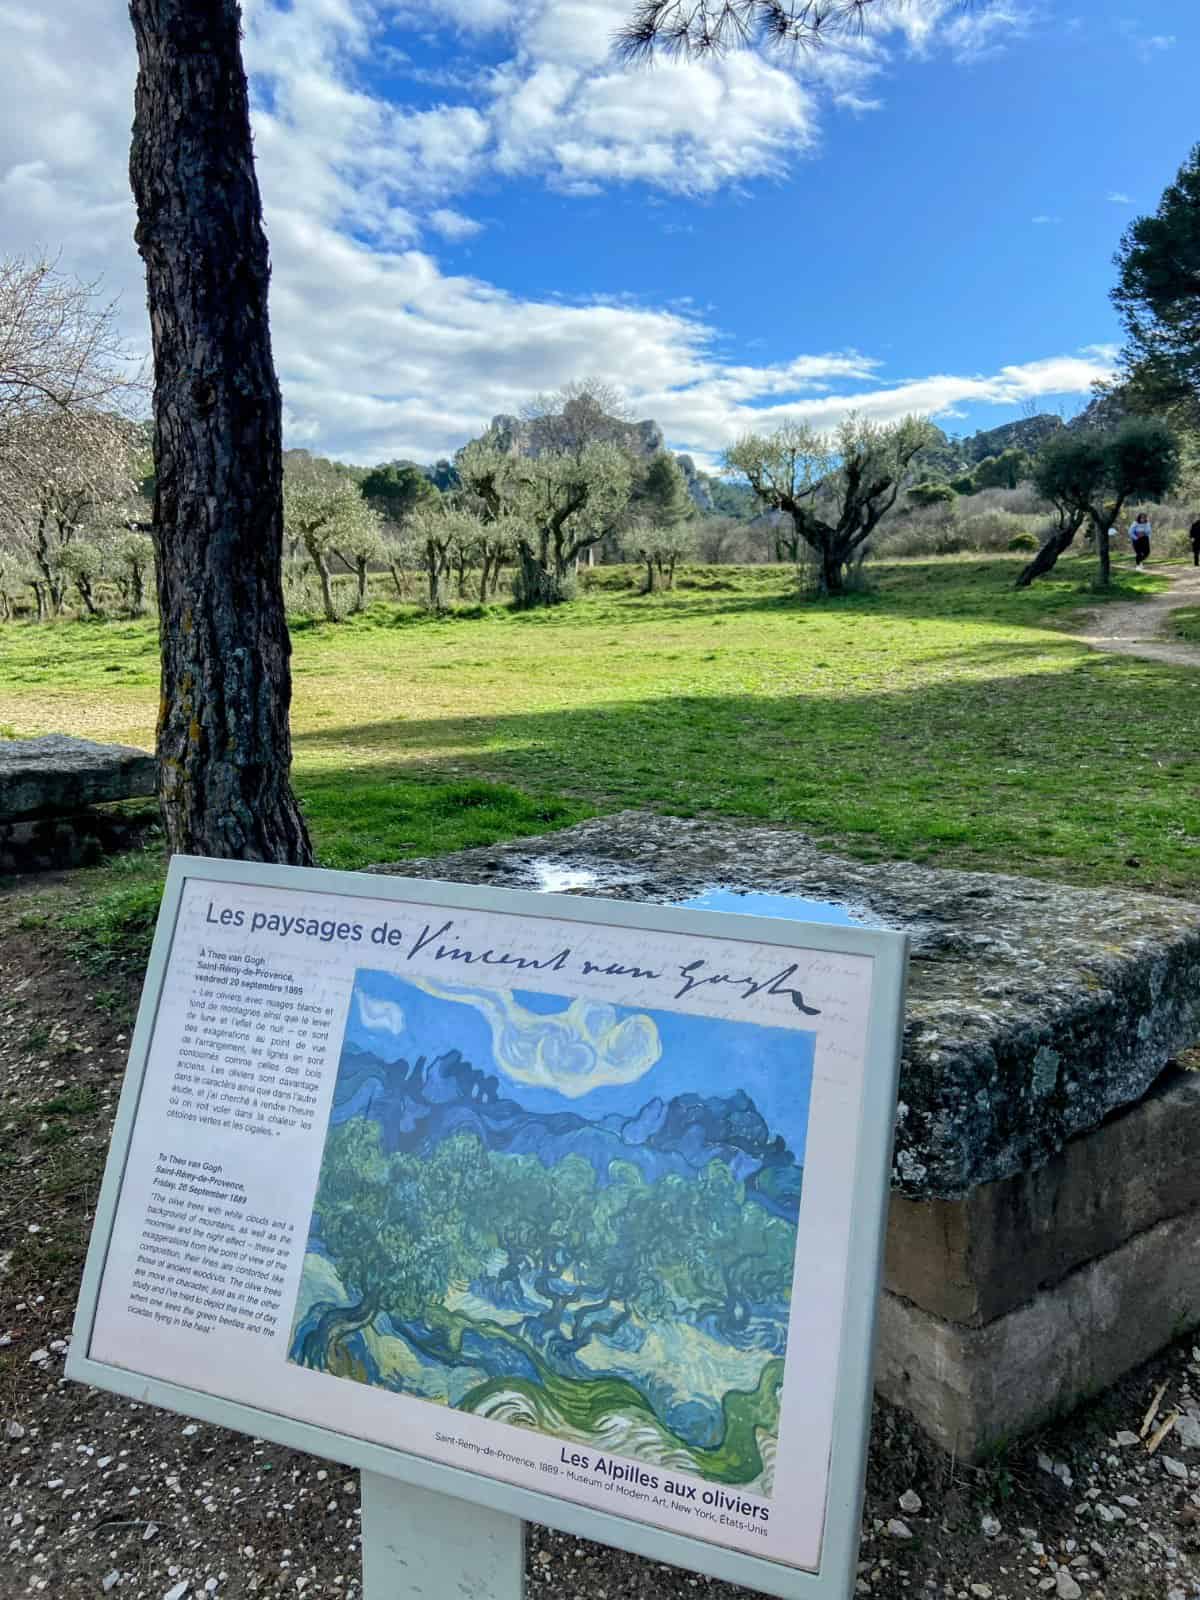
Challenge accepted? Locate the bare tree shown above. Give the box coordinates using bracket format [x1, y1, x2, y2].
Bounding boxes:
[0, 256, 135, 442]
[129, 0, 311, 862]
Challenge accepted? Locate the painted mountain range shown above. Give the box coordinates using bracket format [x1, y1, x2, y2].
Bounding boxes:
[328, 1040, 803, 1222]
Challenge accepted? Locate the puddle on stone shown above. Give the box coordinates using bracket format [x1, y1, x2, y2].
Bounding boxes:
[676, 886, 875, 926]
[528, 863, 600, 893]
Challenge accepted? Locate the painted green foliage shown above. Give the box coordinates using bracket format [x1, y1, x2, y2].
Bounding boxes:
[294, 1115, 796, 1484]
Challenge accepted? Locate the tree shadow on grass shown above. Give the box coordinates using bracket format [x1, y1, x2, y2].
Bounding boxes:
[292, 651, 1200, 895]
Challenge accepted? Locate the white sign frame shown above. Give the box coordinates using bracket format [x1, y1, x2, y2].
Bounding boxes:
[68, 855, 907, 1600]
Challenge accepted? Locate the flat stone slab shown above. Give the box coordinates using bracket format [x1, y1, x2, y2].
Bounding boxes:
[0, 735, 156, 822]
[372, 812, 1200, 1201]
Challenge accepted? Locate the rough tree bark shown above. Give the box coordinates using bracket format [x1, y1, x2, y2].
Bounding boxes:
[1014, 512, 1086, 588]
[129, 0, 312, 862]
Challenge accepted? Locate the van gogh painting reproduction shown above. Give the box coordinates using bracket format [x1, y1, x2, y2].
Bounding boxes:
[288, 971, 815, 1492]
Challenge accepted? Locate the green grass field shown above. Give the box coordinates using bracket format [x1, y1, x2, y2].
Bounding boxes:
[1173, 606, 1200, 646]
[2, 554, 1197, 906]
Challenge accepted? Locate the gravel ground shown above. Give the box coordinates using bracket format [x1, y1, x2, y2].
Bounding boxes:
[2, 922, 1199, 1600]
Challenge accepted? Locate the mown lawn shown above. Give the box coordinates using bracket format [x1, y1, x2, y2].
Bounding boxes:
[1, 553, 1197, 898]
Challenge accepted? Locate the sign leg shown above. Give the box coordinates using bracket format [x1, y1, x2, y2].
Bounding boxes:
[360, 1473, 525, 1600]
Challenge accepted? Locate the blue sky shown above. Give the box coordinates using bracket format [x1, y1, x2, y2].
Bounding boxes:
[346, 969, 815, 1147]
[0, 0, 1192, 469]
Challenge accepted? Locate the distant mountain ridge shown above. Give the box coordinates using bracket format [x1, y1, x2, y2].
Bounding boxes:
[331, 1041, 804, 1221]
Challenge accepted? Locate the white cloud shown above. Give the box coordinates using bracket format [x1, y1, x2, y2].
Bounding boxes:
[1031, 214, 1061, 225]
[0, 0, 1105, 473]
[888, 0, 1031, 61]
[1117, 21, 1176, 61]
[834, 91, 884, 114]
[357, 990, 407, 1037]
[1107, 190, 1132, 204]
[429, 207, 485, 240]
[414, 979, 661, 1098]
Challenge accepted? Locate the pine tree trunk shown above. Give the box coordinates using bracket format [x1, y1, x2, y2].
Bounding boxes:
[129, 0, 312, 864]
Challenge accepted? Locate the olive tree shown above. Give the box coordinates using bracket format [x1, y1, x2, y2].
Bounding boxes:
[726, 414, 937, 594]
[1017, 419, 1180, 588]
[407, 503, 483, 612]
[630, 517, 697, 592]
[55, 541, 105, 616]
[458, 440, 633, 607]
[283, 455, 381, 622]
[108, 530, 156, 617]
[333, 519, 386, 614]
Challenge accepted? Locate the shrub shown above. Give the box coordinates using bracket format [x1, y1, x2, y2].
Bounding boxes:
[957, 508, 1034, 551]
[1007, 531, 1038, 551]
[907, 481, 956, 508]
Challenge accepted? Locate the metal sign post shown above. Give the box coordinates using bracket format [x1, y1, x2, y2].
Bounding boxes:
[361, 1475, 525, 1599]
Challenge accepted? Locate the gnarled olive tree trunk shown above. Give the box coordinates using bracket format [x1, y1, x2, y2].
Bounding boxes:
[129, 0, 312, 863]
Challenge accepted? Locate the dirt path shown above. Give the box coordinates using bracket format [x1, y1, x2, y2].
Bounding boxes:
[1076, 565, 1200, 668]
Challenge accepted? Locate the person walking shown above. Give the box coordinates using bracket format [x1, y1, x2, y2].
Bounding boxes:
[1128, 511, 1152, 570]
[1190, 515, 1200, 567]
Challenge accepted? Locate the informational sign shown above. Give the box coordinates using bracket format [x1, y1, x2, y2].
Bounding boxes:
[69, 857, 906, 1600]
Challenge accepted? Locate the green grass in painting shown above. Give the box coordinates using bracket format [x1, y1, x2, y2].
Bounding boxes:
[2, 554, 1197, 911]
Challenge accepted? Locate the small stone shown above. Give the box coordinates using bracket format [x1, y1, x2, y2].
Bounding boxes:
[143, 1522, 159, 1542]
[1162, 1456, 1188, 1481]
[970, 1586, 992, 1598]
[163, 1585, 188, 1600]
[1055, 1571, 1082, 1600]
[886, 1519, 912, 1540]
[899, 1490, 922, 1515]
[1038, 1580, 1057, 1594]
[1114, 1431, 1141, 1448]
[181, 1425, 198, 1438]
[1176, 1415, 1200, 1452]
[102, 1574, 120, 1594]
[28, 1349, 49, 1365]
[980, 1513, 1001, 1538]
[6, 1421, 25, 1441]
